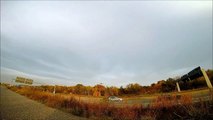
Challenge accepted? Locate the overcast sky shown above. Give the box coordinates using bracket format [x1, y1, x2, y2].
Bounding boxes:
[1, 1, 212, 87]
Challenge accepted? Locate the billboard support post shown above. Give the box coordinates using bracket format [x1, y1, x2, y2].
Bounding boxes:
[53, 85, 56, 94]
[176, 82, 181, 92]
[201, 69, 213, 89]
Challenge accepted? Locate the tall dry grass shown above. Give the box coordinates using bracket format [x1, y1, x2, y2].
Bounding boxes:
[8, 86, 213, 120]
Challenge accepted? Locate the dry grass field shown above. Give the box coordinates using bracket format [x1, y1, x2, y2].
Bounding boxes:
[6, 85, 213, 120]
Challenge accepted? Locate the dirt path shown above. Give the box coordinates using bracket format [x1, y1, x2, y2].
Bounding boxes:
[0, 86, 87, 120]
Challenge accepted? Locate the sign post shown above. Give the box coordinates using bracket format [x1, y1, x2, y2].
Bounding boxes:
[201, 69, 212, 89]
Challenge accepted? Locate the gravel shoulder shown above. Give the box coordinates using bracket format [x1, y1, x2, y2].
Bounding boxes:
[0, 86, 87, 120]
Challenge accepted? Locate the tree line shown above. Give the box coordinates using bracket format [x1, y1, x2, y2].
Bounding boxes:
[3, 69, 212, 97]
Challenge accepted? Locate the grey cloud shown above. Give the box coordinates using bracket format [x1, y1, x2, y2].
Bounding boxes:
[1, 1, 212, 86]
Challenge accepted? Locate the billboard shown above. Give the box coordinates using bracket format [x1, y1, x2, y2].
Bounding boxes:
[188, 66, 203, 80]
[15, 77, 33, 85]
[180, 74, 190, 82]
[179, 66, 212, 89]
[180, 66, 203, 82]
[15, 77, 25, 83]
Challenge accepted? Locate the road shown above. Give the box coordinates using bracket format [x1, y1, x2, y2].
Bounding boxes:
[0, 86, 87, 120]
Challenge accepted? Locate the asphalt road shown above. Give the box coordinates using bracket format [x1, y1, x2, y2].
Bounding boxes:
[0, 86, 87, 120]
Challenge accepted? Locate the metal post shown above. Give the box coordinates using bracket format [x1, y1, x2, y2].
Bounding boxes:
[176, 82, 181, 92]
[201, 69, 213, 89]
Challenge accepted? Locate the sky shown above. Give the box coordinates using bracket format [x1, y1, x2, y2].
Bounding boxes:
[1, 1, 212, 87]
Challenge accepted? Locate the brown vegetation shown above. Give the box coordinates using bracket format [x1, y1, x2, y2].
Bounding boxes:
[7, 86, 213, 120]
[8, 69, 211, 97]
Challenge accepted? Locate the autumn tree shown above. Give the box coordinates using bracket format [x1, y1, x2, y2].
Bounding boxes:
[74, 84, 86, 94]
[118, 86, 126, 95]
[92, 84, 106, 97]
[161, 78, 176, 92]
[125, 83, 142, 94]
[105, 86, 119, 96]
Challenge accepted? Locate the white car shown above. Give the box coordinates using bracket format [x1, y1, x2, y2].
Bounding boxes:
[108, 96, 123, 101]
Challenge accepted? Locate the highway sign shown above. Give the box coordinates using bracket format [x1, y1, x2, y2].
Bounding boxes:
[15, 77, 33, 85]
[25, 78, 33, 84]
[15, 77, 26, 83]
